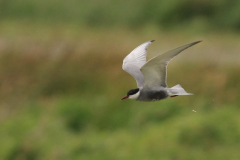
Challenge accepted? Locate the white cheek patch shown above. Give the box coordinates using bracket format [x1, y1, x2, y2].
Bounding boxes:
[128, 91, 140, 100]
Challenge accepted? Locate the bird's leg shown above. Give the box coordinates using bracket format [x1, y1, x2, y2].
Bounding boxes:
[170, 95, 178, 98]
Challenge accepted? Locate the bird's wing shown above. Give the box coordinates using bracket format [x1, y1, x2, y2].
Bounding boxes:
[140, 41, 201, 89]
[122, 40, 154, 89]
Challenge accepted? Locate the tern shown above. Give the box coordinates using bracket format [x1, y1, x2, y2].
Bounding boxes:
[121, 40, 201, 101]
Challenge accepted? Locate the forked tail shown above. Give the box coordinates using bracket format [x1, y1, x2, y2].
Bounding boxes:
[168, 84, 193, 96]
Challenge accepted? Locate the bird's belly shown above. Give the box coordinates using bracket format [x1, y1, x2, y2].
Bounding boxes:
[138, 90, 168, 102]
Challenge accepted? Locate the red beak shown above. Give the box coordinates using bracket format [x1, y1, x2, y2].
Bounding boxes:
[121, 95, 129, 100]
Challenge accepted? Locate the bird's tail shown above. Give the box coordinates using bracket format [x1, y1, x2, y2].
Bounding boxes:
[168, 84, 193, 97]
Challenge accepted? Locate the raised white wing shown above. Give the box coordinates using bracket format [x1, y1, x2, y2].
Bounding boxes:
[122, 40, 154, 88]
[140, 41, 201, 89]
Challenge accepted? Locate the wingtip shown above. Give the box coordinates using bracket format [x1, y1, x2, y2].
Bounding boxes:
[188, 40, 202, 46]
[150, 40, 155, 42]
[194, 40, 202, 44]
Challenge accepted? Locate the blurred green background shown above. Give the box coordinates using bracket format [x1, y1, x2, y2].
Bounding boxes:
[1, 0, 240, 160]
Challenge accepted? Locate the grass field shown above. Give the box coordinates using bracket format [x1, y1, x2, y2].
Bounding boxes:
[1, 4, 240, 159]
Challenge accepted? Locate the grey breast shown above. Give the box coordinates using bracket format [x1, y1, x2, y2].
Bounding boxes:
[138, 89, 169, 102]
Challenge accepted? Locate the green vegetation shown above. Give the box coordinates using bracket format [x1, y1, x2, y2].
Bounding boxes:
[1, 0, 240, 31]
[1, 1, 240, 160]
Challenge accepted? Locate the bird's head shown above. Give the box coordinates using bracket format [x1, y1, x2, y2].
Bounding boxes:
[121, 88, 140, 100]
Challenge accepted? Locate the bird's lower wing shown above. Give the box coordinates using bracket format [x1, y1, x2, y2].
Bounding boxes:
[140, 41, 201, 89]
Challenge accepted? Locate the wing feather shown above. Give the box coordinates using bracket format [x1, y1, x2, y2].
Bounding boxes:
[122, 40, 154, 88]
[140, 41, 201, 89]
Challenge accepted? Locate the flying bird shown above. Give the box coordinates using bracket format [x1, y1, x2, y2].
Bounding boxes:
[121, 40, 201, 101]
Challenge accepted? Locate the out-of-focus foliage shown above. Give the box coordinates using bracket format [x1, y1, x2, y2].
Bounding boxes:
[1, 0, 240, 160]
[0, 25, 240, 159]
[1, 0, 240, 31]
